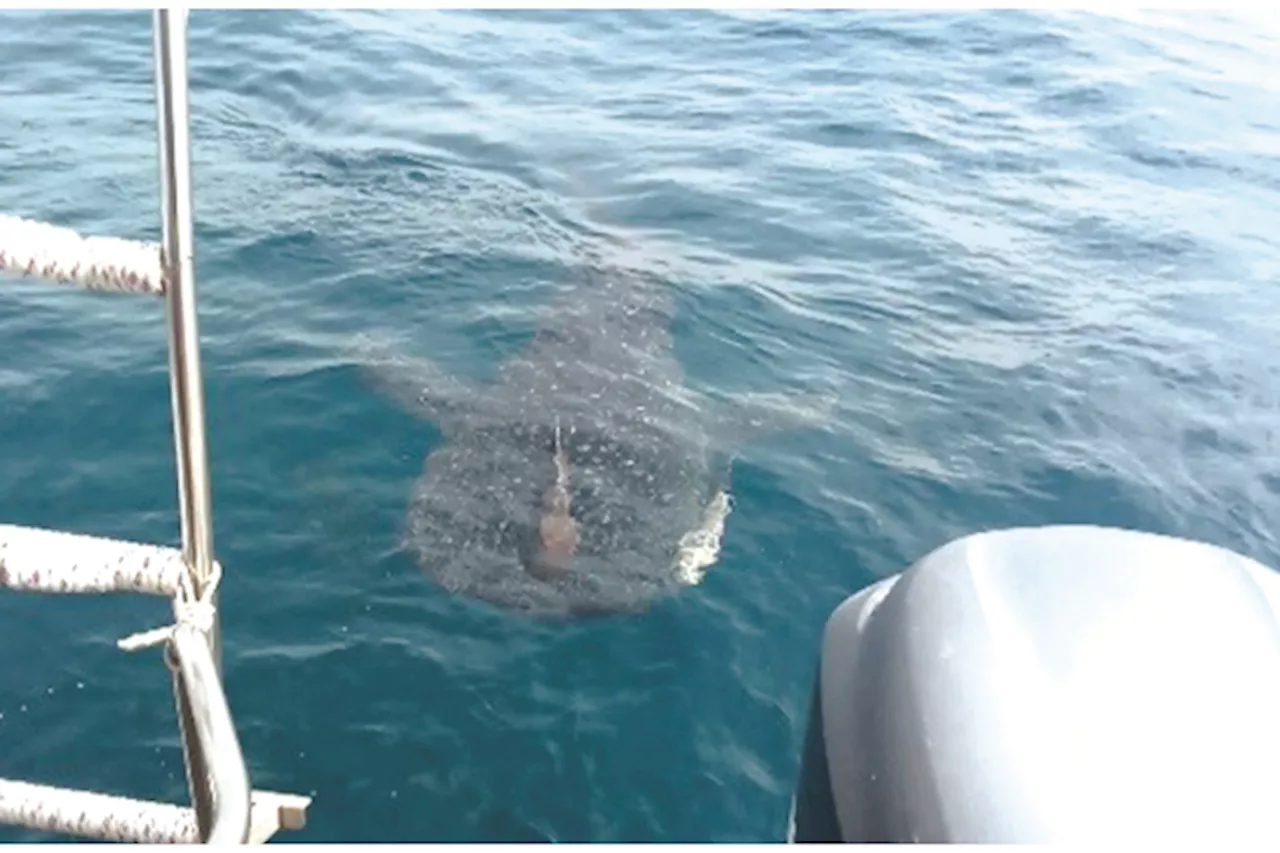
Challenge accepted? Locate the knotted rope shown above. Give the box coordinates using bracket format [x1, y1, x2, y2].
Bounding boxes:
[117, 560, 221, 653]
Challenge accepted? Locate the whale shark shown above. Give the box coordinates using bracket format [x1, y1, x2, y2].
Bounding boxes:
[356, 240, 831, 616]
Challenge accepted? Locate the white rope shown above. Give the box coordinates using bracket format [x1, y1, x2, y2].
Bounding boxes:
[118, 559, 221, 653]
[0, 524, 185, 597]
[0, 214, 165, 295]
[0, 778, 199, 844]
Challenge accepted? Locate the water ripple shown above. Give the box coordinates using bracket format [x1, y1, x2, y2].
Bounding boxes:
[0, 8, 1278, 842]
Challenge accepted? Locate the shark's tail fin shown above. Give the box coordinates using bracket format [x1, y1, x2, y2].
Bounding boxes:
[348, 332, 491, 428]
[702, 388, 838, 448]
[552, 161, 683, 282]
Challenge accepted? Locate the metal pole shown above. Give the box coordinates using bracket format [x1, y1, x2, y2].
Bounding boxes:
[171, 624, 251, 844]
[153, 9, 216, 610]
[153, 8, 223, 842]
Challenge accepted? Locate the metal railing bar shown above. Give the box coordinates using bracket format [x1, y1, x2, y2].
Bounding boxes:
[169, 623, 251, 844]
[152, 8, 226, 840]
[154, 8, 217, 612]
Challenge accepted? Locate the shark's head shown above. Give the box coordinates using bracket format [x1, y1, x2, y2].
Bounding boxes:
[401, 414, 720, 616]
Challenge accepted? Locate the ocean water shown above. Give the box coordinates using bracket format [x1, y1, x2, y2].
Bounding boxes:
[1, 9, 1278, 842]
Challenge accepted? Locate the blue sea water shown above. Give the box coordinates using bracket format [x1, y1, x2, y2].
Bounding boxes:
[1, 8, 1278, 842]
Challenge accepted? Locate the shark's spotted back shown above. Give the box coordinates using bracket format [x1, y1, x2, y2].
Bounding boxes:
[358, 240, 832, 616]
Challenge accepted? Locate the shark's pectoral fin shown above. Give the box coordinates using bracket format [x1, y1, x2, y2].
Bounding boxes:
[705, 389, 837, 447]
[673, 489, 733, 586]
[349, 333, 488, 427]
